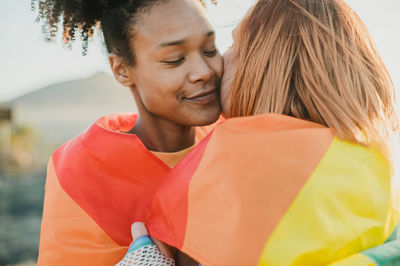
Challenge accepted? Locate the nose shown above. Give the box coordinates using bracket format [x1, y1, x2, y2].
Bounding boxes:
[189, 56, 214, 83]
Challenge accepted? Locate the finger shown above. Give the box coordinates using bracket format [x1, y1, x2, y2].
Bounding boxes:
[131, 222, 175, 259]
[131, 222, 148, 241]
[116, 234, 176, 266]
[126, 223, 153, 254]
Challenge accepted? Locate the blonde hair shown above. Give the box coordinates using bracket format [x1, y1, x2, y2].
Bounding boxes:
[228, 0, 399, 159]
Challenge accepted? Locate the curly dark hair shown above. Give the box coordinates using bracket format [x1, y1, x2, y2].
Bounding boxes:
[32, 0, 217, 65]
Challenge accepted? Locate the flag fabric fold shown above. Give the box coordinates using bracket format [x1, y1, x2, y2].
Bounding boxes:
[37, 113, 219, 265]
[147, 114, 400, 266]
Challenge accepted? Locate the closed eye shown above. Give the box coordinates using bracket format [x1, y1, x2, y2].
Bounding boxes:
[162, 57, 185, 66]
[204, 49, 217, 57]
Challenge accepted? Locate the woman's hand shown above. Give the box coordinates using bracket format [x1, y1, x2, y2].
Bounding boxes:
[115, 222, 175, 265]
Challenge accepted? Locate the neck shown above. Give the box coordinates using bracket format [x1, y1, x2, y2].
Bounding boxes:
[130, 111, 196, 153]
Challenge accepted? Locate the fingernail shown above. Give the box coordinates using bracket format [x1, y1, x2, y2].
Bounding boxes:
[131, 222, 148, 241]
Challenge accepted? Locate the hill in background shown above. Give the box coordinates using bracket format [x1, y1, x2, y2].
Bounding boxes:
[8, 72, 137, 143]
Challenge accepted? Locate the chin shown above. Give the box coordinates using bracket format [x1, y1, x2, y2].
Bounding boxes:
[192, 106, 221, 126]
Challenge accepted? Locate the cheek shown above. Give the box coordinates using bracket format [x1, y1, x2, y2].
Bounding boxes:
[136, 75, 181, 112]
[221, 50, 236, 117]
[138, 67, 184, 96]
[208, 54, 223, 81]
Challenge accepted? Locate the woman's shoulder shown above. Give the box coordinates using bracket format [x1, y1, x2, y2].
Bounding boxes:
[210, 114, 388, 173]
[218, 113, 329, 133]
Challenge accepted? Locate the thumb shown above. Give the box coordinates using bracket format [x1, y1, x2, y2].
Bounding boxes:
[116, 223, 176, 266]
[130, 222, 175, 259]
[131, 222, 148, 241]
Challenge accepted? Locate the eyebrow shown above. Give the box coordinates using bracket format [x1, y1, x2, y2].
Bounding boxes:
[157, 31, 215, 49]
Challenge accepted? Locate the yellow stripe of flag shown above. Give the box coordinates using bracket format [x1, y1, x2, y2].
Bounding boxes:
[259, 137, 394, 265]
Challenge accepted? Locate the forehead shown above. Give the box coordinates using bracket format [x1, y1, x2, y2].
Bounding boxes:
[134, 0, 213, 47]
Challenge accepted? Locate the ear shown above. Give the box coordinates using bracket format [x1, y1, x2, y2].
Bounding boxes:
[109, 54, 136, 87]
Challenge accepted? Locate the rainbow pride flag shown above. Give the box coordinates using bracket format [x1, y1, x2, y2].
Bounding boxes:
[147, 114, 400, 266]
[37, 113, 217, 265]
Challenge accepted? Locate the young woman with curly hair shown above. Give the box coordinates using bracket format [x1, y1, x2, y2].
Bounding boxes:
[34, 0, 222, 265]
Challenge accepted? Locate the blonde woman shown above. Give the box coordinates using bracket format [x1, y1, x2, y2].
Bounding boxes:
[122, 0, 400, 265]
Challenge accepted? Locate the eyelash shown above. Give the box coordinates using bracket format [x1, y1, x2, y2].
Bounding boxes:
[163, 58, 185, 66]
[162, 49, 218, 66]
[204, 49, 217, 57]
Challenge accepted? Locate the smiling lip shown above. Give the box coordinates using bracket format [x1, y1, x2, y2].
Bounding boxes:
[185, 89, 218, 105]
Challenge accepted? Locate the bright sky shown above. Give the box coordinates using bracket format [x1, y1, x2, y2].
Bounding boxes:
[0, 0, 399, 101]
